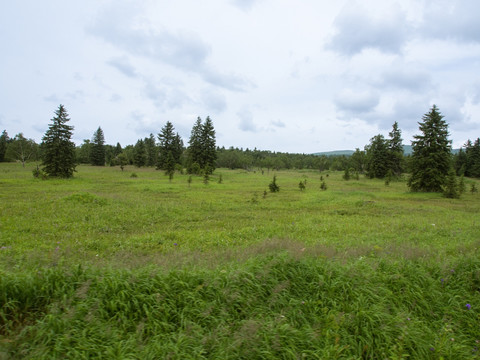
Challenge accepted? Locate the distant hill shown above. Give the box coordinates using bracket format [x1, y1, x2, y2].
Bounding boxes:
[313, 145, 458, 156]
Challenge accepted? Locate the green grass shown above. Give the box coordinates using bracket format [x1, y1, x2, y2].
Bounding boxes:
[1, 163, 480, 358]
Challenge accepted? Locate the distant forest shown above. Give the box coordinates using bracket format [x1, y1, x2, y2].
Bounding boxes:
[1, 106, 479, 180]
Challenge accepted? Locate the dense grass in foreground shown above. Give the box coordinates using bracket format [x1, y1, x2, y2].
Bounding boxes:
[1, 163, 480, 358]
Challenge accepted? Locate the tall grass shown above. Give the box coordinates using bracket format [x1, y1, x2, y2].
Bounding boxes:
[1, 163, 480, 358]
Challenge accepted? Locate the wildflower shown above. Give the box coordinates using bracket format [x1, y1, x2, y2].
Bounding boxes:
[441, 278, 444, 283]
[430, 347, 435, 351]
[450, 269, 455, 273]
[407, 317, 411, 321]
[466, 304, 471, 310]
[174, 243, 178, 246]
[450, 338, 455, 342]
[55, 246, 60, 251]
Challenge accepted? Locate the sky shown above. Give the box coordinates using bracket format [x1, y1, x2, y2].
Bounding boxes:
[1, 0, 480, 153]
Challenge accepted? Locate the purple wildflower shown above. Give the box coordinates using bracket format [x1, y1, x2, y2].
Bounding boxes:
[466, 304, 471, 310]
[174, 243, 178, 246]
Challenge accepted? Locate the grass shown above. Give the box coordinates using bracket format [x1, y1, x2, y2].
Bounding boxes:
[1, 163, 480, 358]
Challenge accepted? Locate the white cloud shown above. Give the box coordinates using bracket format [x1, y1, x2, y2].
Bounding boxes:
[327, 2, 410, 56]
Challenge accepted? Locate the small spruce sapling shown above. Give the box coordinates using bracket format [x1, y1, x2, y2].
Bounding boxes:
[298, 181, 306, 191]
[443, 168, 459, 199]
[320, 181, 327, 191]
[471, 183, 478, 193]
[269, 175, 280, 192]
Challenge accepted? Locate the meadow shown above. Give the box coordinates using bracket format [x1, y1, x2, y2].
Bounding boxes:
[1, 163, 480, 359]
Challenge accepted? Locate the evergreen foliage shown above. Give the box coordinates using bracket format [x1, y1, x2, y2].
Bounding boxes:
[387, 121, 404, 176]
[269, 175, 280, 192]
[187, 117, 216, 174]
[158, 122, 183, 170]
[0, 130, 9, 162]
[455, 138, 480, 178]
[443, 168, 460, 199]
[133, 139, 147, 167]
[408, 105, 452, 192]
[365, 134, 389, 178]
[90, 127, 106, 166]
[144, 134, 158, 167]
[41, 105, 77, 178]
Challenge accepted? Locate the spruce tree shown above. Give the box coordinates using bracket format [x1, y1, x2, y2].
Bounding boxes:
[387, 121, 404, 176]
[408, 105, 452, 192]
[144, 133, 158, 167]
[41, 105, 77, 178]
[200, 116, 217, 174]
[0, 130, 9, 162]
[365, 134, 389, 178]
[186, 117, 203, 173]
[133, 139, 147, 167]
[157, 122, 182, 169]
[90, 127, 106, 166]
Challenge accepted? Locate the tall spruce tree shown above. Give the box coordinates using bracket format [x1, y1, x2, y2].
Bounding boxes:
[387, 121, 404, 176]
[133, 139, 147, 167]
[408, 105, 452, 192]
[186, 117, 203, 173]
[144, 133, 158, 167]
[0, 130, 9, 162]
[41, 105, 76, 178]
[157, 122, 182, 169]
[464, 138, 480, 178]
[200, 116, 217, 174]
[365, 134, 389, 178]
[90, 127, 106, 166]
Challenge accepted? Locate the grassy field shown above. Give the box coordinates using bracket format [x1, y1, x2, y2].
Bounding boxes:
[1, 163, 480, 359]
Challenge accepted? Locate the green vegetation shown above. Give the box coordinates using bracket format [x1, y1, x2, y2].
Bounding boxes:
[408, 105, 452, 192]
[1, 163, 480, 358]
[40, 105, 76, 178]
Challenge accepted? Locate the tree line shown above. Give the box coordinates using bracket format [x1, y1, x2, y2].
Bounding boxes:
[1, 104, 479, 195]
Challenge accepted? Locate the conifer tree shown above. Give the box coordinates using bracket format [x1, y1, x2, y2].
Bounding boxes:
[387, 121, 404, 176]
[408, 105, 452, 192]
[157, 122, 182, 169]
[365, 134, 389, 178]
[186, 117, 203, 173]
[41, 105, 77, 178]
[200, 116, 217, 174]
[0, 130, 9, 162]
[144, 133, 158, 167]
[133, 139, 147, 167]
[90, 127, 106, 166]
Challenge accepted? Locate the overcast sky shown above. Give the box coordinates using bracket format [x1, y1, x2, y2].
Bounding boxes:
[1, 0, 479, 153]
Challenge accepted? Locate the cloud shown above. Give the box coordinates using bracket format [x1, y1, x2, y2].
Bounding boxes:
[44, 94, 61, 103]
[377, 68, 432, 92]
[201, 89, 227, 114]
[270, 120, 285, 128]
[88, 3, 251, 92]
[334, 89, 380, 115]
[327, 2, 409, 56]
[230, 0, 260, 11]
[129, 111, 160, 136]
[421, 1, 480, 43]
[107, 56, 137, 78]
[144, 81, 167, 109]
[237, 108, 257, 132]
